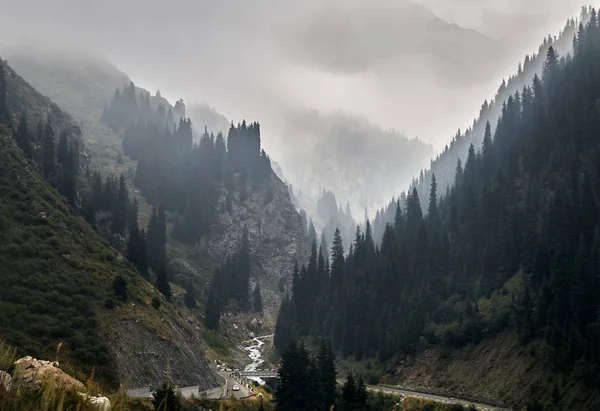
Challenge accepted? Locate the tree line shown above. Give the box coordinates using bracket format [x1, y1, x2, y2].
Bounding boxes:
[277, 12, 600, 393]
[82, 171, 171, 299]
[103, 84, 273, 247]
[204, 227, 264, 329]
[9, 111, 81, 205]
[274, 340, 369, 411]
[373, 9, 590, 232]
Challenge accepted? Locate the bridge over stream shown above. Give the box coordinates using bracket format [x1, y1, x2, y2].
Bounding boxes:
[237, 369, 278, 378]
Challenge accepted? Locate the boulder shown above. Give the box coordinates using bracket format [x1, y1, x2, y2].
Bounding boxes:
[0, 370, 11, 392]
[13, 356, 85, 392]
[249, 318, 258, 329]
[78, 393, 111, 411]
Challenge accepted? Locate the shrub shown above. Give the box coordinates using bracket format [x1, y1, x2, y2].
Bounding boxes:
[151, 297, 161, 310]
[104, 298, 116, 309]
[113, 275, 128, 300]
[152, 381, 181, 411]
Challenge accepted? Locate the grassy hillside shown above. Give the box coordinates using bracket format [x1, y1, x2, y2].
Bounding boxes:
[0, 133, 142, 384]
[0, 125, 216, 389]
[0, 57, 218, 389]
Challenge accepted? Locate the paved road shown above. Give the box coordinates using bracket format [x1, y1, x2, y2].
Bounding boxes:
[127, 366, 254, 400]
[362, 383, 512, 411]
[218, 370, 253, 399]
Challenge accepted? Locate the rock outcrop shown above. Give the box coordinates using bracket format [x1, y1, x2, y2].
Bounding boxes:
[13, 357, 85, 392]
[208, 173, 309, 322]
[11, 356, 111, 410]
[78, 393, 111, 411]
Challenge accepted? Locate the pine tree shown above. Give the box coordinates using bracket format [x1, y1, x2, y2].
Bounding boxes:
[319, 231, 329, 262]
[274, 294, 298, 352]
[0, 61, 8, 124]
[184, 283, 197, 309]
[57, 131, 69, 170]
[253, 283, 263, 313]
[158, 204, 167, 249]
[340, 373, 357, 411]
[155, 264, 172, 300]
[274, 342, 310, 411]
[543, 46, 559, 82]
[340, 372, 368, 411]
[56, 132, 77, 203]
[13, 114, 33, 157]
[308, 219, 317, 247]
[428, 173, 438, 218]
[112, 174, 128, 235]
[147, 205, 167, 272]
[152, 382, 181, 411]
[205, 269, 225, 330]
[113, 275, 128, 300]
[330, 228, 345, 292]
[482, 121, 493, 163]
[232, 226, 251, 310]
[317, 340, 337, 410]
[127, 200, 149, 277]
[42, 122, 56, 182]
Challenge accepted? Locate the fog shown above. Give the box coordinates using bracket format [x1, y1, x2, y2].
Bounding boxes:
[0, 0, 587, 211]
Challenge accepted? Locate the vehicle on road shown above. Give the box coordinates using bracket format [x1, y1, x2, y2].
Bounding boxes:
[232, 384, 240, 391]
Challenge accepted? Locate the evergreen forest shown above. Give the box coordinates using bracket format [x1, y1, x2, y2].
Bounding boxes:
[277, 9, 600, 391]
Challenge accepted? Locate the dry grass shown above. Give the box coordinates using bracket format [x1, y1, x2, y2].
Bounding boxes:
[0, 341, 17, 373]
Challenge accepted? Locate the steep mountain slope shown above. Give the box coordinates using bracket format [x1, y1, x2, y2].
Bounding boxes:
[278, 9, 600, 410]
[372, 13, 583, 238]
[0, 58, 216, 390]
[3, 51, 232, 166]
[3, 56, 81, 138]
[9, 51, 310, 330]
[412, 15, 582, 212]
[101, 86, 310, 325]
[206, 170, 309, 320]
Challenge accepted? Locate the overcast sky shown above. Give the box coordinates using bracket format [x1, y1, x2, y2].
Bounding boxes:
[0, 1, 585, 145]
[0, 0, 588, 209]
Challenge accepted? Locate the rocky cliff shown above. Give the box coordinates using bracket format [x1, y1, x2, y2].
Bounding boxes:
[208, 173, 309, 323]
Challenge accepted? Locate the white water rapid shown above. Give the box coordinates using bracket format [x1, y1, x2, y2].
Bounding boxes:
[242, 334, 273, 385]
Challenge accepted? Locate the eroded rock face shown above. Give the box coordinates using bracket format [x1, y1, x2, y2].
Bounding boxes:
[78, 393, 111, 411]
[13, 356, 85, 392]
[111, 318, 217, 390]
[208, 174, 309, 322]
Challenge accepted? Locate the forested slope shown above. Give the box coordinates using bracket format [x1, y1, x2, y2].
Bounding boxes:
[101, 83, 309, 325]
[0, 58, 216, 390]
[277, 8, 600, 410]
[373, 9, 589, 237]
[6, 49, 309, 331]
